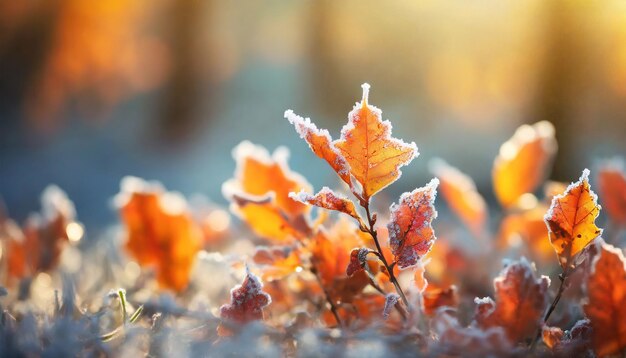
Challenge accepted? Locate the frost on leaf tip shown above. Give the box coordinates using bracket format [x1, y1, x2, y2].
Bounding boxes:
[289, 187, 362, 225]
[583, 243, 626, 357]
[286, 84, 418, 200]
[220, 268, 271, 326]
[544, 169, 602, 268]
[474, 257, 550, 344]
[387, 178, 439, 269]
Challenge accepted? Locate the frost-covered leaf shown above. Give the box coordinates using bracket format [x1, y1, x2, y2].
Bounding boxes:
[387, 178, 439, 269]
[544, 169, 602, 268]
[219, 268, 271, 335]
[289, 187, 363, 227]
[584, 243, 626, 357]
[286, 84, 418, 200]
[222, 141, 311, 242]
[474, 258, 550, 344]
[493, 121, 557, 208]
[383, 293, 400, 319]
[115, 176, 201, 292]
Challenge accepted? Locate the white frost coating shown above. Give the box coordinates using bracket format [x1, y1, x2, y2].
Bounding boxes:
[383, 293, 400, 319]
[387, 178, 439, 269]
[288, 189, 314, 203]
[361, 83, 371, 104]
[41, 185, 75, 221]
[284, 110, 352, 179]
[543, 169, 601, 238]
[591, 243, 626, 276]
[113, 176, 164, 208]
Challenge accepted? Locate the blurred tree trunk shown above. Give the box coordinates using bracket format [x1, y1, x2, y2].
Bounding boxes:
[158, 0, 208, 145]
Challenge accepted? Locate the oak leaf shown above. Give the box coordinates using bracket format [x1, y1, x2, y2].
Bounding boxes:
[219, 268, 271, 335]
[286, 84, 418, 200]
[493, 121, 557, 208]
[544, 169, 602, 268]
[584, 244, 626, 357]
[387, 178, 439, 269]
[474, 258, 550, 343]
[222, 141, 311, 242]
[115, 177, 202, 292]
[597, 158, 626, 226]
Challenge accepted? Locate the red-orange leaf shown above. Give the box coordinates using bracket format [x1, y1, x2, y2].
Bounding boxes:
[474, 258, 550, 343]
[493, 121, 557, 208]
[290, 187, 364, 227]
[544, 169, 602, 268]
[219, 268, 271, 335]
[423, 284, 459, 316]
[387, 178, 439, 269]
[597, 158, 626, 226]
[286, 84, 418, 200]
[115, 177, 202, 292]
[584, 243, 626, 357]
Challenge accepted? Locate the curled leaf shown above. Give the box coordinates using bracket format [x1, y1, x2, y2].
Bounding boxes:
[346, 247, 370, 277]
[289, 187, 364, 227]
[584, 243, 626, 357]
[474, 258, 550, 344]
[493, 121, 557, 208]
[387, 178, 439, 269]
[544, 169, 602, 268]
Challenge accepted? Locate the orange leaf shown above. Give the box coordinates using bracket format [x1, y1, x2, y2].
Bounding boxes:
[430, 158, 487, 237]
[253, 246, 302, 281]
[284, 110, 351, 187]
[4, 185, 77, 281]
[597, 158, 626, 226]
[290, 187, 364, 227]
[542, 326, 564, 349]
[493, 121, 557, 208]
[584, 243, 626, 357]
[387, 178, 439, 269]
[219, 268, 271, 335]
[115, 177, 202, 292]
[286, 84, 418, 200]
[498, 205, 554, 264]
[422, 284, 459, 316]
[222, 141, 311, 242]
[474, 258, 550, 343]
[544, 169, 602, 268]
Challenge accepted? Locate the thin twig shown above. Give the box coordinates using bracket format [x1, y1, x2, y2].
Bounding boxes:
[528, 268, 570, 352]
[363, 203, 410, 308]
[310, 264, 343, 328]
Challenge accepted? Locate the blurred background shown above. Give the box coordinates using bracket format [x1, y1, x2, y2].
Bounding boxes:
[1, 0, 625, 230]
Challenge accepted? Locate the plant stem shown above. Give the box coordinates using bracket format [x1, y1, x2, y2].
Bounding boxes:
[529, 269, 569, 352]
[363, 203, 410, 308]
[310, 264, 343, 328]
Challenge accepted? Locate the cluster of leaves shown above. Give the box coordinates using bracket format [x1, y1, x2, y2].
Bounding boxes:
[0, 84, 625, 357]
